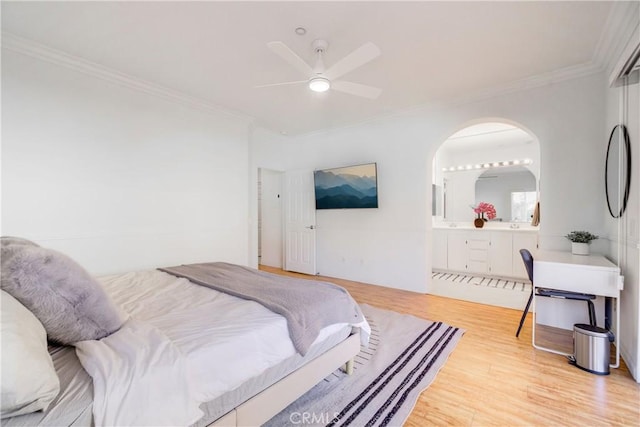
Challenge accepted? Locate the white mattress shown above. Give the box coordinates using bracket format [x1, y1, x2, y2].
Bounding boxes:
[98, 269, 349, 402]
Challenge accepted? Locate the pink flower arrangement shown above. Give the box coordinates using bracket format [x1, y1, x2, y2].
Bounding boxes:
[472, 202, 497, 220]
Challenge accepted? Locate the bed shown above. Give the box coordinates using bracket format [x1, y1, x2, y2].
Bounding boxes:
[0, 238, 369, 427]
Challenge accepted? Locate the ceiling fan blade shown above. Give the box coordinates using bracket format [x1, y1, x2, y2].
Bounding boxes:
[331, 81, 382, 99]
[324, 42, 381, 80]
[255, 80, 307, 88]
[267, 41, 313, 77]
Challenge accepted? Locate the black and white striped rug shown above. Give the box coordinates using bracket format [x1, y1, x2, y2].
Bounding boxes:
[432, 271, 530, 292]
[264, 304, 464, 427]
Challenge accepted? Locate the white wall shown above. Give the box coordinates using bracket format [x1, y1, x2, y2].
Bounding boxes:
[253, 121, 430, 291]
[1, 49, 251, 275]
[253, 72, 609, 293]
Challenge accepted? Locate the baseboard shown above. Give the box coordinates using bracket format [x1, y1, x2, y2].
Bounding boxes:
[620, 343, 639, 382]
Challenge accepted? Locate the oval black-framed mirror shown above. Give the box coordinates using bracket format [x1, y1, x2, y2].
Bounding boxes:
[605, 124, 631, 218]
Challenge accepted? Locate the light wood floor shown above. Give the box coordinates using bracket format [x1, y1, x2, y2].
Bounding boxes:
[260, 266, 640, 427]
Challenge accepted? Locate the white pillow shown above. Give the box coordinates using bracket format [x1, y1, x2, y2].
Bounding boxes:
[1, 290, 60, 418]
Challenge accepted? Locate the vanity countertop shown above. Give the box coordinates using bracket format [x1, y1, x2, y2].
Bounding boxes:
[433, 223, 539, 232]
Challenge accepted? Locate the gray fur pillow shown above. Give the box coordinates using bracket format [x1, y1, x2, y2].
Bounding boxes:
[0, 236, 39, 247]
[0, 237, 125, 344]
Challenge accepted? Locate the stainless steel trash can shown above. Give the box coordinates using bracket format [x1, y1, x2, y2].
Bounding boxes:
[572, 323, 612, 375]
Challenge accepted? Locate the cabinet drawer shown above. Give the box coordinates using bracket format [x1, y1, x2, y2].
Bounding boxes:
[469, 248, 488, 262]
[468, 239, 489, 250]
[468, 260, 488, 273]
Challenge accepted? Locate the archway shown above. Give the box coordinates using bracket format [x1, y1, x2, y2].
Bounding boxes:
[432, 120, 540, 224]
[430, 119, 541, 308]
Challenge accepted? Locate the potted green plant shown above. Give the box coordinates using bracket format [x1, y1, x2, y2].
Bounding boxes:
[566, 231, 599, 255]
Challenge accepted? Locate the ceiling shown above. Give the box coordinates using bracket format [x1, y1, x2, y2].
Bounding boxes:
[1, 1, 616, 136]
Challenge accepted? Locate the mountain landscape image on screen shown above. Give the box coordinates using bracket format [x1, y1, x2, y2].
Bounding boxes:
[314, 164, 378, 209]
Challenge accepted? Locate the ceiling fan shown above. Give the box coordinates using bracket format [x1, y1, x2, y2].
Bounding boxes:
[258, 39, 382, 99]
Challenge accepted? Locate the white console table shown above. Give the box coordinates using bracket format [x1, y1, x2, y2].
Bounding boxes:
[533, 250, 623, 368]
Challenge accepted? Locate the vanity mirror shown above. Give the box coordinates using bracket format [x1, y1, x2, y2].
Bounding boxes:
[605, 124, 631, 218]
[475, 166, 537, 222]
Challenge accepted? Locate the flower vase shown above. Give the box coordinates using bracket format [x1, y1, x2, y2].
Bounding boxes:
[571, 242, 589, 256]
[474, 215, 485, 228]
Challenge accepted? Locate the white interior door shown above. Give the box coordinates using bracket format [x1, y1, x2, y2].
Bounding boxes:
[284, 170, 316, 275]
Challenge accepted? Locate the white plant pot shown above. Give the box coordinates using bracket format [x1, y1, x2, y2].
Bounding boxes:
[572, 242, 590, 256]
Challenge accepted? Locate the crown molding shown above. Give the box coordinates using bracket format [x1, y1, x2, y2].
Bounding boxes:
[447, 61, 604, 108]
[593, 1, 640, 74]
[1, 32, 254, 124]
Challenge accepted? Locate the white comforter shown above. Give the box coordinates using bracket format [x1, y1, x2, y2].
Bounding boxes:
[75, 319, 204, 426]
[75, 270, 369, 426]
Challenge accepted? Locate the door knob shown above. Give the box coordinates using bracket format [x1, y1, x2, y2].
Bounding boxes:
[305, 225, 315, 230]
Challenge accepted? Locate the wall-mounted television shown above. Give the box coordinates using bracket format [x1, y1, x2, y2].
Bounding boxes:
[314, 163, 378, 209]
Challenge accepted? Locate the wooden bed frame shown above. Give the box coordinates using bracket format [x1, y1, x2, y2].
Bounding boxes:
[209, 332, 361, 426]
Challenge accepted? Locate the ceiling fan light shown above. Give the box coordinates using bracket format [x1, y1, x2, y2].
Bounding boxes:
[309, 77, 330, 92]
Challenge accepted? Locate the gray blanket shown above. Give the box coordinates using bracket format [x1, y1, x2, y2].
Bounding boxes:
[158, 262, 364, 355]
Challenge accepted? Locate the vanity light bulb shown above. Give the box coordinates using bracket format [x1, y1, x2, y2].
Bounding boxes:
[465, 164, 472, 170]
[474, 164, 481, 169]
[513, 159, 520, 165]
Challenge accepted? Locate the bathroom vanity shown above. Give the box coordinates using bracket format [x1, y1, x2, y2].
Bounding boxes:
[433, 224, 538, 279]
